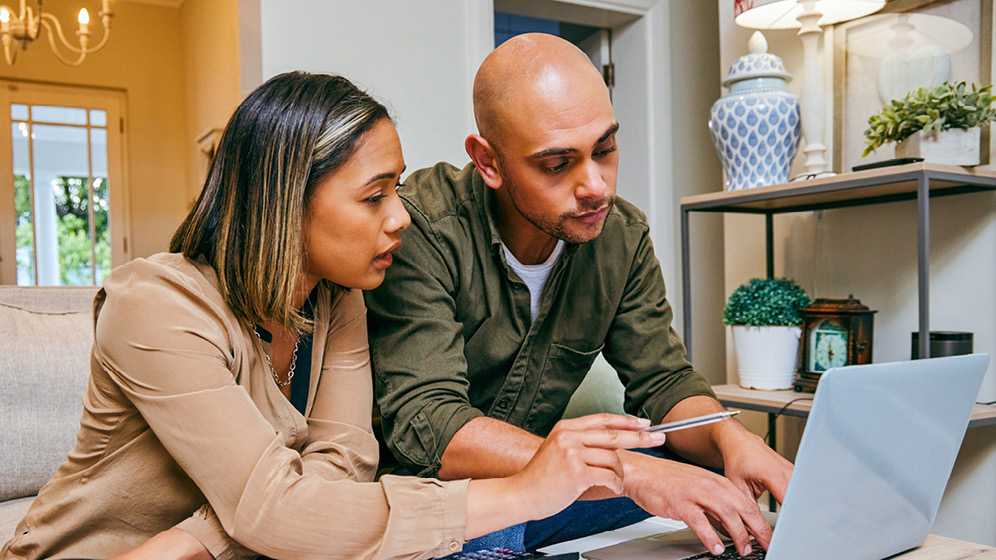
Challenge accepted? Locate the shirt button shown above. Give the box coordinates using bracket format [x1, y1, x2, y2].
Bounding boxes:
[497, 397, 510, 409]
[448, 540, 460, 552]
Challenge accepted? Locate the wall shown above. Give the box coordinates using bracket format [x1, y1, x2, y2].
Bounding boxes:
[717, 0, 996, 546]
[255, 0, 481, 173]
[661, 0, 725, 383]
[179, 0, 243, 209]
[0, 1, 189, 260]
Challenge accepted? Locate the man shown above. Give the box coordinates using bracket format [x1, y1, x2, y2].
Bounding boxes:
[365, 33, 793, 557]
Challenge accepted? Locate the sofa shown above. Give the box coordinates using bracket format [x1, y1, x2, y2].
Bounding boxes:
[0, 286, 100, 540]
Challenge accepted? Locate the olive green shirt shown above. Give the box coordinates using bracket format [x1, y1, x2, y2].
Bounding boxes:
[365, 162, 715, 477]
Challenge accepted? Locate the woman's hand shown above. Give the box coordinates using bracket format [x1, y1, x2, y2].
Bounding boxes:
[511, 414, 666, 521]
[109, 529, 214, 560]
[464, 413, 665, 540]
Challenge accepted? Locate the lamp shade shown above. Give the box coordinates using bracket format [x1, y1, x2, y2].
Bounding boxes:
[735, 0, 886, 29]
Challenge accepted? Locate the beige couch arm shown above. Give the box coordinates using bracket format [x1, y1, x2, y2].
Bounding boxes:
[0, 286, 99, 539]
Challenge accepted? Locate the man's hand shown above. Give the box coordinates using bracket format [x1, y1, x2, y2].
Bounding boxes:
[620, 450, 771, 557]
[718, 428, 793, 505]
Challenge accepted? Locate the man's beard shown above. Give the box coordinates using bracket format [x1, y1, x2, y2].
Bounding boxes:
[505, 176, 615, 244]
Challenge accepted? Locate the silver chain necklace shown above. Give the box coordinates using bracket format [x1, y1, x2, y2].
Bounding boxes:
[253, 327, 300, 387]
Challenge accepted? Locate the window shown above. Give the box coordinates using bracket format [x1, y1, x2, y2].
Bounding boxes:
[0, 82, 129, 285]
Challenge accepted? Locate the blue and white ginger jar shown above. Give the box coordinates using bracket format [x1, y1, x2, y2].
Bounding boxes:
[709, 32, 800, 191]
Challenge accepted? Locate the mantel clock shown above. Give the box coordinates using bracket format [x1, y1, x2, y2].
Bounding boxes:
[795, 297, 877, 392]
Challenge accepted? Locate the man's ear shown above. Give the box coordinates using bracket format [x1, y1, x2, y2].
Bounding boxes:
[465, 134, 503, 190]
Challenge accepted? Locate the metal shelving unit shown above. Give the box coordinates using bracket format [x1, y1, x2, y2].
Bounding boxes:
[680, 162, 996, 362]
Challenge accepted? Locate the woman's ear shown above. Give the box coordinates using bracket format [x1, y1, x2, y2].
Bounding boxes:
[465, 134, 503, 190]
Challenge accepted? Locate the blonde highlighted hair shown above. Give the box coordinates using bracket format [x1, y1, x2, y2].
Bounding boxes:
[170, 71, 390, 332]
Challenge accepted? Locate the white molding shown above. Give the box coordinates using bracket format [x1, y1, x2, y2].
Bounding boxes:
[494, 0, 643, 27]
[554, 0, 655, 15]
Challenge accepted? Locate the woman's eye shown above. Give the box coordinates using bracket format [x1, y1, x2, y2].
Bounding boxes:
[366, 193, 387, 204]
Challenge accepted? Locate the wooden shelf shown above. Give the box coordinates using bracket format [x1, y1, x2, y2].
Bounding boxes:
[679, 164, 996, 362]
[681, 162, 996, 214]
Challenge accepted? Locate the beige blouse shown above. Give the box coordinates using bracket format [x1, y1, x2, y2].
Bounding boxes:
[1, 254, 468, 560]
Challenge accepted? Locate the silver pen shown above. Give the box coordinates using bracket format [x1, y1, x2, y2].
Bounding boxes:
[642, 410, 741, 433]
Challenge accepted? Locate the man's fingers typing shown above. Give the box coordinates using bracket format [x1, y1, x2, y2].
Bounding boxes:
[681, 510, 726, 556]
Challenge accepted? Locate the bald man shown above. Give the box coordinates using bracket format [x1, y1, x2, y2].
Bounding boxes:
[365, 33, 793, 556]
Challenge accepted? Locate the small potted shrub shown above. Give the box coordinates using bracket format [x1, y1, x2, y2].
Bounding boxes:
[863, 81, 996, 166]
[723, 277, 811, 390]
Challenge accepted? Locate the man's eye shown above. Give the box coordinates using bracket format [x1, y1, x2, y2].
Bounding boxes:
[595, 146, 617, 158]
[544, 160, 569, 173]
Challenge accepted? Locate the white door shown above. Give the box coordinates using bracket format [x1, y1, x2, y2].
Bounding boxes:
[0, 81, 130, 285]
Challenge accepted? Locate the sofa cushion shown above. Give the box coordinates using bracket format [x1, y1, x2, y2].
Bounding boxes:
[0, 290, 96, 502]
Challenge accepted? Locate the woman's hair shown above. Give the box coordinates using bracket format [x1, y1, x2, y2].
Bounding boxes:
[170, 71, 390, 332]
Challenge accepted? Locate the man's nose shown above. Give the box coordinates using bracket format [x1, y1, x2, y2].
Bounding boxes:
[575, 161, 607, 200]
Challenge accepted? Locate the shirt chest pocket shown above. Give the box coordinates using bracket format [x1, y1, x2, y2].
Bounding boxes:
[525, 342, 605, 435]
[547, 342, 604, 374]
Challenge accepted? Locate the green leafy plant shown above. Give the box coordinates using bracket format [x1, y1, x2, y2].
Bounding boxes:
[723, 277, 811, 327]
[863, 81, 996, 157]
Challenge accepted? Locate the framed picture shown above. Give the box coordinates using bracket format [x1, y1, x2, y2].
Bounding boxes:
[832, 0, 993, 172]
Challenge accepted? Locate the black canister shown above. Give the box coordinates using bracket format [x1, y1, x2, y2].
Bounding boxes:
[911, 331, 974, 359]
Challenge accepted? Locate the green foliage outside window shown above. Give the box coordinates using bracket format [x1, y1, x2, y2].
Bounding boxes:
[13, 174, 111, 285]
[723, 277, 811, 327]
[14, 175, 34, 283]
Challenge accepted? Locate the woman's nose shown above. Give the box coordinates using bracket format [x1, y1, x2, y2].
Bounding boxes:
[387, 194, 411, 233]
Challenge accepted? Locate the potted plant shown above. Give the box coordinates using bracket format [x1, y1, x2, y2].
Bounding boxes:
[862, 81, 996, 166]
[723, 277, 811, 390]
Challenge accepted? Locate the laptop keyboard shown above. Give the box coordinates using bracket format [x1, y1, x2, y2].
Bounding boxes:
[686, 544, 767, 559]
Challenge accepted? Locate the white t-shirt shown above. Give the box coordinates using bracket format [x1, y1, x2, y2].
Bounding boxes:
[502, 240, 566, 321]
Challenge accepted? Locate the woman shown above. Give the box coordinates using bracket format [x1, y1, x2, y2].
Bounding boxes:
[1, 72, 664, 560]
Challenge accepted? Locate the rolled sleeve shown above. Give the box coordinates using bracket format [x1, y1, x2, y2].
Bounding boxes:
[603, 227, 716, 423]
[365, 205, 484, 477]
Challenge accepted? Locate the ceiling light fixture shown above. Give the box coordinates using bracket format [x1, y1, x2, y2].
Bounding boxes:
[0, 0, 113, 66]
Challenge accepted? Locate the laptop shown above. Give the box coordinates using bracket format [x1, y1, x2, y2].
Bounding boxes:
[584, 354, 989, 560]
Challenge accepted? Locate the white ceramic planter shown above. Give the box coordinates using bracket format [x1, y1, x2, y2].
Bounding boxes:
[895, 127, 980, 166]
[731, 325, 801, 390]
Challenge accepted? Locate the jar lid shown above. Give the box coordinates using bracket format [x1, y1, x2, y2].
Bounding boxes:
[723, 31, 792, 88]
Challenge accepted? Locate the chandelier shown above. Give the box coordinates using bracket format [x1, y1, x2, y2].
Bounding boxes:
[0, 0, 113, 66]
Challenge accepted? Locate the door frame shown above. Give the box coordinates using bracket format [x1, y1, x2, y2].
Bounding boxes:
[0, 80, 131, 285]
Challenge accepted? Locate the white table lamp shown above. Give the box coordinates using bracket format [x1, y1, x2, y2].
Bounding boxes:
[735, 0, 885, 176]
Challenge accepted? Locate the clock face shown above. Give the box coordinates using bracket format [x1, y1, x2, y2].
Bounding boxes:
[809, 319, 848, 372]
